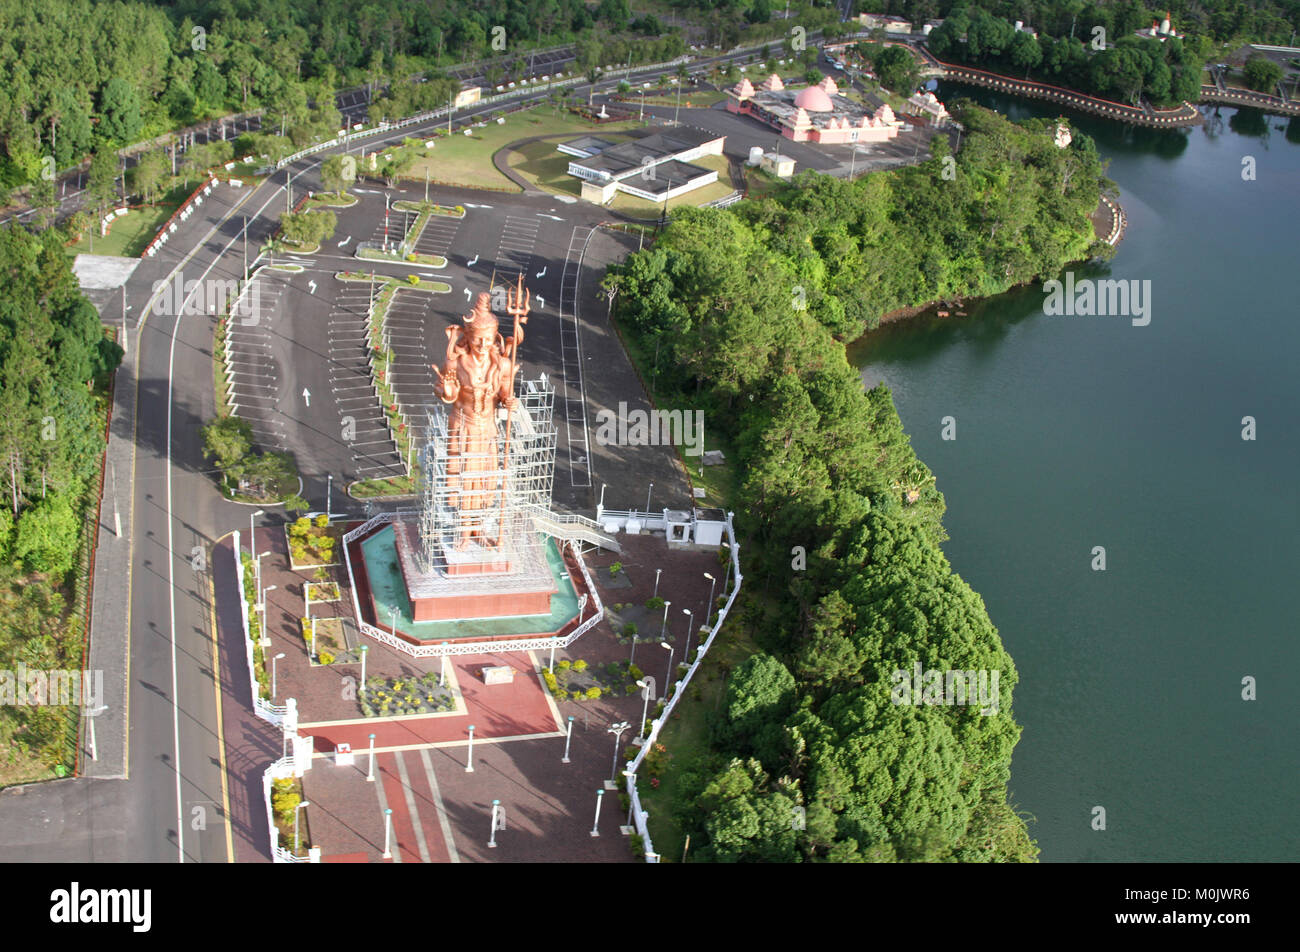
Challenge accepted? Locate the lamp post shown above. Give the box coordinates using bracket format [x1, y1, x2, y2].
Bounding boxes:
[466, 724, 476, 772]
[326, 474, 332, 520]
[562, 715, 575, 763]
[382, 807, 393, 859]
[660, 642, 674, 702]
[681, 609, 694, 666]
[255, 551, 270, 597]
[257, 585, 277, 642]
[367, 732, 376, 781]
[360, 644, 369, 688]
[590, 789, 605, 837]
[607, 721, 630, 783]
[310, 616, 317, 661]
[722, 541, 734, 593]
[272, 652, 286, 698]
[389, 606, 398, 640]
[653, 568, 662, 600]
[636, 677, 655, 738]
[659, 599, 671, 641]
[250, 509, 264, 563]
[703, 571, 717, 623]
[548, 637, 558, 672]
[294, 800, 309, 853]
[645, 481, 654, 513]
[441, 642, 450, 686]
[489, 799, 503, 848]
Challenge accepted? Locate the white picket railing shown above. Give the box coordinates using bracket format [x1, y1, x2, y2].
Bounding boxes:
[623, 511, 742, 862]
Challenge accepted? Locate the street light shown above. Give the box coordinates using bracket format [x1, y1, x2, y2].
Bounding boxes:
[645, 481, 654, 513]
[250, 509, 265, 563]
[607, 721, 630, 783]
[360, 644, 369, 687]
[681, 608, 694, 666]
[271, 652, 286, 698]
[294, 800, 309, 852]
[703, 571, 717, 624]
[653, 568, 662, 600]
[367, 732, 377, 781]
[590, 789, 605, 837]
[659, 599, 672, 641]
[660, 641, 674, 703]
[635, 677, 655, 738]
[441, 641, 450, 686]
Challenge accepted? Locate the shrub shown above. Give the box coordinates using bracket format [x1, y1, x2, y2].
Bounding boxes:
[585, 686, 601, 700]
[646, 596, 665, 610]
[314, 514, 329, 529]
[319, 651, 335, 665]
[622, 622, 638, 637]
[570, 690, 585, 701]
[572, 659, 588, 673]
[609, 561, 623, 576]
[628, 664, 644, 681]
[407, 275, 419, 286]
[556, 659, 571, 671]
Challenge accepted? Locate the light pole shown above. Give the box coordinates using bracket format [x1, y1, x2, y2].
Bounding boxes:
[646, 481, 653, 513]
[653, 568, 662, 599]
[681, 609, 694, 666]
[367, 732, 376, 781]
[562, 715, 575, 763]
[548, 637, 558, 672]
[257, 585, 277, 643]
[722, 541, 734, 593]
[703, 571, 717, 624]
[326, 474, 332, 520]
[607, 721, 630, 783]
[250, 509, 264, 563]
[254, 551, 270, 602]
[272, 652, 286, 698]
[360, 644, 369, 687]
[489, 799, 503, 848]
[590, 789, 605, 837]
[636, 677, 655, 737]
[389, 606, 398, 640]
[659, 599, 672, 642]
[440, 642, 449, 686]
[466, 724, 476, 772]
[294, 800, 309, 853]
[660, 641, 674, 701]
[382, 807, 393, 859]
[310, 616, 317, 661]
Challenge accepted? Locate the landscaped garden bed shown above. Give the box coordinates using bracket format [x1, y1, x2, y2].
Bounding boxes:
[543, 658, 646, 702]
[300, 616, 355, 666]
[360, 674, 457, 717]
[286, 514, 340, 569]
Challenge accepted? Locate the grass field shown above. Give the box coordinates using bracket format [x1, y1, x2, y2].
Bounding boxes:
[65, 201, 178, 258]
[392, 109, 646, 192]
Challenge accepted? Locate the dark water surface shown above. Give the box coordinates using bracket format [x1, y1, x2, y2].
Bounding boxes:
[849, 87, 1299, 861]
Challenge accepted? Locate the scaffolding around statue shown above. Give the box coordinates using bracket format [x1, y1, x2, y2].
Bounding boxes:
[390, 375, 562, 622]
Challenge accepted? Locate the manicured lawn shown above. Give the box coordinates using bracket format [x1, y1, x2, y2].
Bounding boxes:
[65, 202, 178, 258]
[393, 108, 646, 191]
[630, 90, 729, 108]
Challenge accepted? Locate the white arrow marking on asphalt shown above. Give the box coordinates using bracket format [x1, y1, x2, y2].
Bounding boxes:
[308, 280, 317, 294]
[467, 254, 479, 267]
[537, 213, 564, 221]
[303, 388, 311, 407]
[355, 188, 379, 194]
[464, 288, 472, 301]
[535, 266, 547, 279]
[338, 235, 352, 247]
[463, 203, 493, 209]
[536, 295, 544, 310]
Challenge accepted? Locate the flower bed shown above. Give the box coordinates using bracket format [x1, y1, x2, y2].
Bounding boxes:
[360, 674, 457, 717]
[543, 659, 644, 702]
[286, 514, 340, 569]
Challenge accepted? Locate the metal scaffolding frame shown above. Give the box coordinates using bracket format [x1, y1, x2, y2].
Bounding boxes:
[414, 374, 557, 575]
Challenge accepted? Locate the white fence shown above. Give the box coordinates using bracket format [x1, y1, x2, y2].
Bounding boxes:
[623, 511, 742, 862]
[232, 529, 295, 728]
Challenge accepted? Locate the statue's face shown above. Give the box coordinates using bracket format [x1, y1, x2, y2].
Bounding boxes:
[467, 326, 494, 357]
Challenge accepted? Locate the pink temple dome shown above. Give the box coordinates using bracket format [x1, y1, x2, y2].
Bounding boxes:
[818, 75, 839, 96]
[794, 84, 834, 112]
[734, 78, 755, 98]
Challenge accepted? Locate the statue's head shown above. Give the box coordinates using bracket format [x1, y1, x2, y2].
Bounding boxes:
[463, 293, 499, 355]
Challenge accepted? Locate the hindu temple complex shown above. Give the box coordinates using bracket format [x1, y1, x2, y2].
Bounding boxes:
[725, 73, 904, 144]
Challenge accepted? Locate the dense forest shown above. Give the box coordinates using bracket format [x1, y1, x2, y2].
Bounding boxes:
[860, 0, 1300, 45]
[0, 225, 122, 772]
[927, 5, 1208, 106]
[607, 105, 1106, 861]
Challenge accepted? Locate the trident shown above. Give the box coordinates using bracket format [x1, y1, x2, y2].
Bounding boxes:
[498, 274, 530, 548]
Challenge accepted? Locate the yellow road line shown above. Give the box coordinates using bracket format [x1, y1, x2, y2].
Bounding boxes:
[208, 532, 237, 863]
